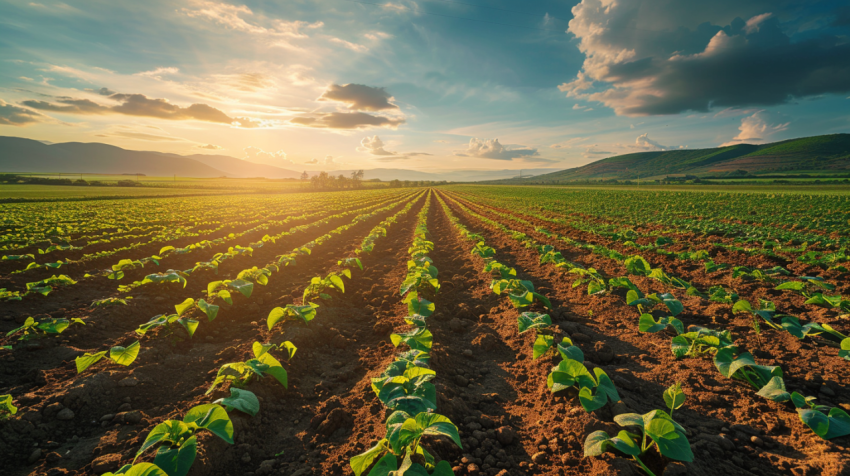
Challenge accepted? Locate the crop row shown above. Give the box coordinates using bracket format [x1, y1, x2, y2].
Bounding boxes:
[445, 191, 850, 357]
[0, 191, 412, 301]
[438, 190, 848, 474]
[0, 191, 426, 476]
[449, 188, 847, 271]
[0, 189, 402, 279]
[349, 191, 466, 475]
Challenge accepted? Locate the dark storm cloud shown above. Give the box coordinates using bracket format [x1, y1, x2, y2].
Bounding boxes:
[561, 0, 850, 116]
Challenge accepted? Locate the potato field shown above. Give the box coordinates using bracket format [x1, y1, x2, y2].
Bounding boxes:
[0, 186, 849, 476]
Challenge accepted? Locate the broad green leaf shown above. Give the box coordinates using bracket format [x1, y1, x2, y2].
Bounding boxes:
[663, 382, 686, 414]
[646, 416, 694, 462]
[0, 394, 17, 415]
[153, 436, 196, 476]
[757, 376, 791, 402]
[75, 351, 108, 373]
[329, 274, 345, 293]
[416, 412, 463, 448]
[183, 404, 234, 444]
[177, 318, 199, 338]
[228, 279, 253, 297]
[532, 334, 554, 359]
[215, 388, 260, 416]
[103, 463, 168, 476]
[197, 299, 219, 322]
[584, 430, 640, 457]
[350, 440, 389, 476]
[557, 338, 585, 362]
[175, 298, 194, 316]
[267, 307, 286, 330]
[366, 453, 397, 476]
[110, 341, 140, 367]
[137, 420, 191, 458]
[517, 312, 551, 333]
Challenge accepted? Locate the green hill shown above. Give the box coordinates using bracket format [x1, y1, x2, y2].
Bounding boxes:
[494, 134, 850, 183]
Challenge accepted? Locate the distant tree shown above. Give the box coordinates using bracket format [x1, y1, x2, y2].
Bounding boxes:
[351, 169, 364, 188]
[300, 170, 309, 180]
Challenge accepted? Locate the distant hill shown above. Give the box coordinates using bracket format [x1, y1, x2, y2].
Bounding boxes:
[491, 134, 850, 183]
[0, 136, 559, 182]
[0, 137, 301, 178]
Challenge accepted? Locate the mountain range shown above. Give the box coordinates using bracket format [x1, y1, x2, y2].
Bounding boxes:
[0, 136, 558, 182]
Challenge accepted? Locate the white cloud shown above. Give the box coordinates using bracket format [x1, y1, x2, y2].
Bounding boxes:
[329, 38, 368, 52]
[357, 135, 394, 155]
[634, 133, 672, 150]
[550, 137, 587, 149]
[720, 111, 789, 146]
[183, 1, 322, 38]
[243, 146, 293, 165]
[136, 67, 179, 79]
[455, 138, 539, 161]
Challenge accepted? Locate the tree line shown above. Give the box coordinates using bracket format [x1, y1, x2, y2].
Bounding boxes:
[303, 170, 448, 189]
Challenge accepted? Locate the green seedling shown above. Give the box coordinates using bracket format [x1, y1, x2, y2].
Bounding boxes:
[707, 286, 738, 304]
[671, 326, 735, 359]
[371, 366, 437, 415]
[7, 316, 85, 340]
[102, 463, 168, 476]
[136, 314, 198, 339]
[546, 352, 620, 412]
[25, 274, 77, 296]
[303, 270, 349, 302]
[91, 296, 132, 307]
[626, 291, 683, 317]
[491, 278, 551, 309]
[791, 392, 850, 440]
[267, 303, 319, 330]
[135, 404, 234, 476]
[584, 385, 693, 476]
[213, 388, 261, 416]
[349, 411, 461, 476]
[401, 257, 439, 295]
[75, 341, 140, 373]
[1, 394, 17, 419]
[714, 348, 790, 402]
[206, 341, 289, 394]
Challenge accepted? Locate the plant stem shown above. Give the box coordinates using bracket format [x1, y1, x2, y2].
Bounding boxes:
[632, 456, 657, 476]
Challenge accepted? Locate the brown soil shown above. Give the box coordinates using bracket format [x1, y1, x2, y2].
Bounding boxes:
[1, 189, 848, 476]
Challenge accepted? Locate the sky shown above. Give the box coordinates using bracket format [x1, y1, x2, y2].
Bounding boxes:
[0, 0, 849, 173]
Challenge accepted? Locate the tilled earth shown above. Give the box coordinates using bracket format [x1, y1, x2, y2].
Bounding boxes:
[0, 189, 848, 476]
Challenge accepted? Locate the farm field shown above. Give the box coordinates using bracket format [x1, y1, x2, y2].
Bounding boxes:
[0, 186, 848, 476]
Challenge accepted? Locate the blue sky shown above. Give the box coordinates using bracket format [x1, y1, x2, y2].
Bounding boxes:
[1, 0, 848, 172]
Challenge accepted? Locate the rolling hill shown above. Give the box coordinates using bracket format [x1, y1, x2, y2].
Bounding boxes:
[493, 134, 850, 183]
[0, 136, 559, 182]
[0, 137, 302, 178]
